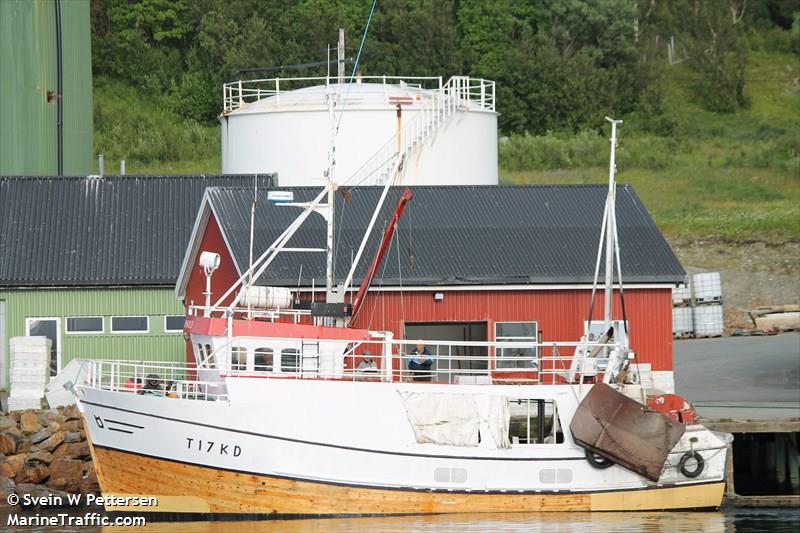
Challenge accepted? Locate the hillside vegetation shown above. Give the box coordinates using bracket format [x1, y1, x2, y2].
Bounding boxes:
[92, 0, 800, 246]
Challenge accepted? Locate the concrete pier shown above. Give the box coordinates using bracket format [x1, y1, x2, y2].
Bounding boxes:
[675, 333, 800, 507]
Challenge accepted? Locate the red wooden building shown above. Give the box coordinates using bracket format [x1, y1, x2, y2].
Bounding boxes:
[175, 185, 685, 390]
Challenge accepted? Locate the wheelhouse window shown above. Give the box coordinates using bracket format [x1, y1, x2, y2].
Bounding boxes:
[584, 320, 629, 346]
[230, 347, 247, 371]
[111, 316, 149, 333]
[164, 315, 186, 333]
[508, 399, 563, 445]
[254, 348, 273, 372]
[495, 321, 538, 369]
[66, 316, 103, 334]
[281, 348, 300, 373]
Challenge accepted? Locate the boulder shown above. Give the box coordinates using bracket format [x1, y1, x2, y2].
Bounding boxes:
[0, 462, 14, 478]
[14, 462, 49, 484]
[1, 453, 27, 477]
[14, 483, 69, 508]
[26, 451, 54, 464]
[16, 438, 32, 454]
[20, 411, 41, 434]
[78, 462, 100, 494]
[0, 431, 23, 455]
[59, 420, 81, 433]
[53, 441, 90, 460]
[46, 458, 85, 493]
[0, 476, 15, 498]
[63, 431, 82, 443]
[43, 409, 65, 426]
[0, 416, 16, 432]
[63, 405, 81, 421]
[29, 427, 53, 445]
[33, 430, 64, 452]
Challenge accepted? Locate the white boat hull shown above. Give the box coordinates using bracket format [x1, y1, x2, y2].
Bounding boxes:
[76, 379, 728, 515]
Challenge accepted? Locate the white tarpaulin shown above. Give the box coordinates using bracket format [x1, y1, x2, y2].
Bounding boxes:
[400, 391, 480, 447]
[488, 396, 511, 449]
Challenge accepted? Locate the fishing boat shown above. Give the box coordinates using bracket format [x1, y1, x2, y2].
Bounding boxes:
[73, 118, 729, 517]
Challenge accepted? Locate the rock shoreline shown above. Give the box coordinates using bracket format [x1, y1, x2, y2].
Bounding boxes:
[0, 405, 99, 513]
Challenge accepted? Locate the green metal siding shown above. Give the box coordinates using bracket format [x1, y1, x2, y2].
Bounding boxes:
[0, 287, 186, 388]
[60, 0, 93, 174]
[0, 0, 93, 175]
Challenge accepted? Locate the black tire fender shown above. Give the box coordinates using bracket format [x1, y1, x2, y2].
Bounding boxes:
[586, 450, 614, 469]
[678, 451, 705, 478]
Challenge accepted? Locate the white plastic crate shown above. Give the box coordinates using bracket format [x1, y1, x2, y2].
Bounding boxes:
[671, 284, 691, 305]
[11, 366, 48, 378]
[672, 307, 694, 336]
[692, 272, 722, 304]
[694, 304, 724, 337]
[11, 383, 48, 393]
[8, 397, 42, 412]
[10, 336, 51, 349]
[9, 357, 49, 369]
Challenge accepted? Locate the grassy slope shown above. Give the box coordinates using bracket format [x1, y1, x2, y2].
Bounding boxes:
[502, 52, 800, 244]
[93, 53, 799, 243]
[93, 79, 220, 175]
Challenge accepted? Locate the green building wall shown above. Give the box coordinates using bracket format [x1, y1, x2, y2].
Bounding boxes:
[0, 0, 93, 175]
[0, 287, 187, 390]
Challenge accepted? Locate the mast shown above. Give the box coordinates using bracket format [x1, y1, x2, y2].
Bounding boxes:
[604, 117, 622, 333]
[324, 29, 346, 302]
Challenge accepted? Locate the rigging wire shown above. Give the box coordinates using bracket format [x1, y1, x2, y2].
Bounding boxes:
[334, 0, 378, 136]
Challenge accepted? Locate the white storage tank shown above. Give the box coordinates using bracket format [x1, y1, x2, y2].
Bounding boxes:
[692, 272, 722, 304]
[220, 76, 498, 186]
[693, 304, 724, 337]
[672, 307, 694, 337]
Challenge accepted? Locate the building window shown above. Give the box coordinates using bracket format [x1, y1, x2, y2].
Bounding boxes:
[280, 348, 300, 373]
[164, 315, 186, 333]
[508, 399, 563, 445]
[111, 316, 149, 333]
[495, 321, 538, 369]
[66, 316, 103, 334]
[254, 348, 273, 372]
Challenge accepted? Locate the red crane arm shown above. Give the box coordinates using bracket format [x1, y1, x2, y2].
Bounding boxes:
[350, 188, 413, 322]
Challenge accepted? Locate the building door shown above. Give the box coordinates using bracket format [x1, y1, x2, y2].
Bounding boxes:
[25, 317, 61, 376]
[0, 300, 6, 389]
[404, 322, 488, 377]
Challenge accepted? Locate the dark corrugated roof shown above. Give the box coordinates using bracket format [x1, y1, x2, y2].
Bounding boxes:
[208, 185, 685, 286]
[0, 175, 273, 286]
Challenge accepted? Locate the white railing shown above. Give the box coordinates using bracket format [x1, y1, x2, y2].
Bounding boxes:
[84, 360, 226, 401]
[80, 336, 629, 395]
[222, 75, 495, 114]
[187, 305, 311, 323]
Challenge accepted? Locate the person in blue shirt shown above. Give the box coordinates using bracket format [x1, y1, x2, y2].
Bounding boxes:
[408, 341, 434, 381]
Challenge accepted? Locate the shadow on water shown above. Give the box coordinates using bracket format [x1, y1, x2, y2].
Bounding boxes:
[86, 508, 799, 533]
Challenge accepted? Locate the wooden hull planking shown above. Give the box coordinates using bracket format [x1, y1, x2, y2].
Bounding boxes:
[91, 446, 725, 515]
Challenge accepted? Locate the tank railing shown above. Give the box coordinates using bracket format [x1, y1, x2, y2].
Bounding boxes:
[223, 75, 443, 113]
[222, 75, 495, 114]
[83, 360, 227, 401]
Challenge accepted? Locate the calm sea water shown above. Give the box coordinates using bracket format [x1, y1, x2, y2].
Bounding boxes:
[7, 508, 800, 533]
